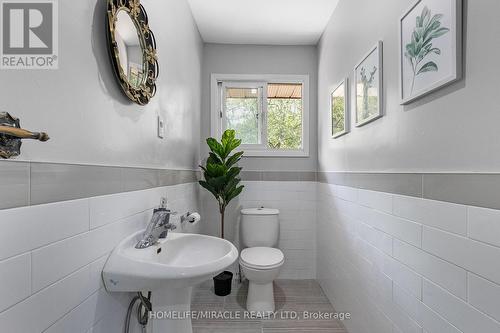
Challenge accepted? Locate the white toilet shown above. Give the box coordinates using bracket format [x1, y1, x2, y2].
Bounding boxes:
[239, 208, 284, 313]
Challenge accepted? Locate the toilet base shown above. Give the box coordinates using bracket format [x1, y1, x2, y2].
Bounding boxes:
[246, 281, 275, 313]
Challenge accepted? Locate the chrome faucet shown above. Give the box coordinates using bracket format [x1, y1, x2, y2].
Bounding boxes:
[135, 207, 177, 249]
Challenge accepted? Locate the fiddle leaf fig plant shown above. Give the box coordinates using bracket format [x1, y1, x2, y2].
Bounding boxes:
[199, 129, 244, 239]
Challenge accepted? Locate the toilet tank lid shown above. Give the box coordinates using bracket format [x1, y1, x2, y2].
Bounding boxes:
[241, 207, 280, 215]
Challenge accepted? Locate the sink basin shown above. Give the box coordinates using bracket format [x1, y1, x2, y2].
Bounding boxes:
[102, 230, 238, 333]
[103, 230, 238, 291]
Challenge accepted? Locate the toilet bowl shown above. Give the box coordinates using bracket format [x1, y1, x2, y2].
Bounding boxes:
[240, 208, 284, 313]
[239, 247, 284, 312]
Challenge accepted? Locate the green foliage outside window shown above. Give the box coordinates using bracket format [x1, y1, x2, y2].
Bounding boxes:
[225, 97, 259, 145]
[267, 98, 302, 150]
[225, 97, 302, 150]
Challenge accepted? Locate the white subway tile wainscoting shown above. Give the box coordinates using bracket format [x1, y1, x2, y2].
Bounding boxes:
[202, 181, 317, 280]
[317, 183, 500, 333]
[241, 181, 317, 280]
[0, 183, 199, 333]
[2, 175, 500, 333]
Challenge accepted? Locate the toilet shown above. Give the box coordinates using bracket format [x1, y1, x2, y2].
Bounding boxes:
[239, 208, 284, 313]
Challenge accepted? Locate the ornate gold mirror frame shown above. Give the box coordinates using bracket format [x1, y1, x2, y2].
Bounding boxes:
[106, 0, 159, 105]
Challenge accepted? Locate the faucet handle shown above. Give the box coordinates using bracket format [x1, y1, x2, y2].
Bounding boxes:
[159, 222, 176, 239]
[160, 197, 167, 208]
[153, 207, 177, 215]
[156, 197, 176, 215]
[181, 212, 198, 223]
[165, 223, 176, 230]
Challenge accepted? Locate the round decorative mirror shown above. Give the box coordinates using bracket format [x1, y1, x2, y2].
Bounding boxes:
[106, 0, 159, 105]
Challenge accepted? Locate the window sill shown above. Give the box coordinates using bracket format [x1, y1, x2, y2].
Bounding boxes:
[241, 149, 309, 158]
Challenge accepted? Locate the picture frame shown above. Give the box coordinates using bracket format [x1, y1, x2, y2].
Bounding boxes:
[331, 78, 349, 138]
[354, 41, 383, 127]
[399, 0, 462, 105]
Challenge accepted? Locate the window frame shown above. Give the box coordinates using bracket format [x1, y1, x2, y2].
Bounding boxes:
[221, 81, 268, 150]
[211, 74, 310, 158]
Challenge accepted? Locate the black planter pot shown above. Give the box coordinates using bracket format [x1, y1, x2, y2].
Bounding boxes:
[213, 271, 233, 296]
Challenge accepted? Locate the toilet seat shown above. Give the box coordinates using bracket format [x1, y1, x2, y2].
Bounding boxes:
[240, 247, 284, 270]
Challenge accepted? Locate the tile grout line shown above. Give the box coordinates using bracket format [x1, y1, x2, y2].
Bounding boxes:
[466, 271, 469, 303]
[423, 276, 500, 326]
[421, 173, 424, 199]
[394, 229, 500, 289]
[28, 161, 32, 206]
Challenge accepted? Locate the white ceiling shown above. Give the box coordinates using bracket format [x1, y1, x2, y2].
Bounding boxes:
[186, 0, 340, 45]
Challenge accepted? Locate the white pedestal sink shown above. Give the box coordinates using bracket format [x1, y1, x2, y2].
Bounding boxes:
[103, 231, 238, 333]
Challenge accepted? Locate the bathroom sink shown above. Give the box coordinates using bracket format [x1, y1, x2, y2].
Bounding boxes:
[103, 230, 238, 292]
[103, 230, 238, 333]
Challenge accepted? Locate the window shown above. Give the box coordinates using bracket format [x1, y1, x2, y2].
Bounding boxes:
[211, 74, 309, 157]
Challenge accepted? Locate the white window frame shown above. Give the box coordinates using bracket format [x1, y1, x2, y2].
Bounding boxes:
[211, 73, 310, 158]
[221, 81, 267, 150]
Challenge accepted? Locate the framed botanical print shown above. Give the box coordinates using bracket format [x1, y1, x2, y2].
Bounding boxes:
[399, 0, 462, 104]
[354, 41, 383, 127]
[331, 78, 349, 138]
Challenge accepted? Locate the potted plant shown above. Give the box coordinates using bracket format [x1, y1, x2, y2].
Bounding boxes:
[199, 129, 244, 296]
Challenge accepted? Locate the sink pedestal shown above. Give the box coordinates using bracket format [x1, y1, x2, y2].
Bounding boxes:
[151, 287, 193, 333]
[103, 231, 238, 333]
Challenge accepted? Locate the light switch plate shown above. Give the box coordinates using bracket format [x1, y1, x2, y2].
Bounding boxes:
[157, 115, 165, 139]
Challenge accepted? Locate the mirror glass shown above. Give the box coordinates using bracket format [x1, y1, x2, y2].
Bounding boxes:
[114, 10, 145, 89]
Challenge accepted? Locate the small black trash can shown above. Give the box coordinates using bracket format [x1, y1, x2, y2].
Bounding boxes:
[213, 271, 233, 296]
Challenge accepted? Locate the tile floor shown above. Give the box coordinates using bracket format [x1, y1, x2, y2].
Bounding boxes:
[191, 279, 348, 333]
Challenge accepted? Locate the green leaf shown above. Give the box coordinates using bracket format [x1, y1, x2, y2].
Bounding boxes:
[223, 177, 240, 195]
[226, 166, 242, 180]
[206, 163, 226, 177]
[207, 175, 227, 191]
[427, 14, 443, 29]
[221, 129, 235, 147]
[226, 185, 244, 203]
[416, 11, 422, 26]
[199, 180, 219, 198]
[405, 44, 416, 58]
[429, 48, 441, 55]
[206, 138, 224, 158]
[221, 130, 235, 158]
[429, 27, 450, 39]
[207, 152, 223, 165]
[417, 61, 438, 75]
[226, 151, 244, 168]
[421, 6, 431, 27]
[225, 140, 241, 157]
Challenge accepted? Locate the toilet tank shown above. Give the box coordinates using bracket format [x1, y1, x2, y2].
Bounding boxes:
[240, 208, 280, 248]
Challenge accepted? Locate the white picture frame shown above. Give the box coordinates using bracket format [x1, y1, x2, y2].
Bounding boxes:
[354, 41, 383, 127]
[399, 0, 462, 105]
[331, 78, 349, 138]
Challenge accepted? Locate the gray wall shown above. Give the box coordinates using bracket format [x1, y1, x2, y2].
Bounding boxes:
[0, 0, 203, 170]
[318, 0, 500, 172]
[202, 43, 318, 171]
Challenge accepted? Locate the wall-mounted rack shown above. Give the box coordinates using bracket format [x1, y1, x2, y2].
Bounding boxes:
[0, 112, 50, 159]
